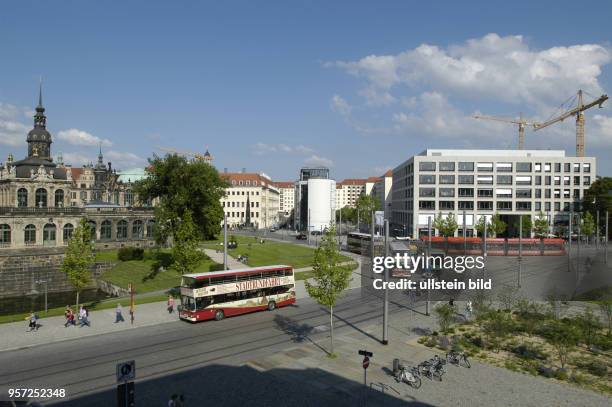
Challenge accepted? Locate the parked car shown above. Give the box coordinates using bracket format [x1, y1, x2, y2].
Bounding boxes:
[310, 230, 322, 236]
[269, 227, 276, 232]
[296, 232, 307, 240]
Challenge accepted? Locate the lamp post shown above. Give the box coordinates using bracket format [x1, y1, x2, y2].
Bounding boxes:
[382, 219, 389, 345]
[426, 216, 432, 317]
[568, 209, 573, 272]
[518, 216, 522, 288]
[223, 212, 228, 270]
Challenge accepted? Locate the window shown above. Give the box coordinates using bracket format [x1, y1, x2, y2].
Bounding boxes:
[497, 201, 512, 210]
[419, 175, 435, 184]
[563, 176, 570, 186]
[35, 188, 48, 208]
[17, 188, 27, 207]
[439, 162, 455, 171]
[53, 189, 64, 207]
[563, 190, 570, 198]
[545, 163, 552, 172]
[497, 175, 512, 185]
[458, 162, 474, 171]
[516, 176, 532, 185]
[439, 201, 455, 210]
[146, 220, 155, 238]
[419, 188, 436, 198]
[63, 223, 74, 241]
[419, 162, 436, 171]
[535, 176, 541, 186]
[573, 189, 580, 198]
[564, 163, 571, 172]
[516, 162, 532, 172]
[534, 163, 542, 172]
[132, 220, 144, 239]
[583, 163, 591, 173]
[439, 175, 455, 184]
[535, 202, 541, 211]
[24, 224, 36, 244]
[117, 220, 128, 239]
[554, 189, 561, 198]
[477, 162, 493, 172]
[458, 201, 473, 210]
[516, 202, 531, 211]
[101, 220, 112, 239]
[87, 221, 96, 240]
[554, 176, 561, 185]
[573, 163, 580, 172]
[584, 176, 591, 186]
[545, 176, 551, 186]
[535, 189, 542, 198]
[477, 189, 493, 197]
[545, 202, 551, 211]
[43, 223, 56, 243]
[124, 190, 133, 206]
[496, 163, 512, 172]
[573, 176, 580, 186]
[495, 188, 512, 198]
[419, 201, 435, 210]
[458, 188, 473, 197]
[0, 224, 10, 244]
[439, 188, 455, 197]
[477, 201, 493, 210]
[516, 189, 532, 198]
[458, 175, 473, 184]
[477, 175, 493, 185]
[554, 202, 560, 211]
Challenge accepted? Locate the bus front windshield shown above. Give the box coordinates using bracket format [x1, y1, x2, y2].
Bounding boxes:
[181, 296, 196, 311]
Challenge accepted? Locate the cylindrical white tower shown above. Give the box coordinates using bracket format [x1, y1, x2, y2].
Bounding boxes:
[307, 178, 336, 232]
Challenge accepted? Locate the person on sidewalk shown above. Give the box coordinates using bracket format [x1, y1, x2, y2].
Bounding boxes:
[78, 305, 91, 327]
[167, 295, 175, 314]
[168, 394, 178, 407]
[64, 306, 74, 327]
[115, 303, 125, 323]
[26, 311, 38, 332]
[465, 300, 473, 320]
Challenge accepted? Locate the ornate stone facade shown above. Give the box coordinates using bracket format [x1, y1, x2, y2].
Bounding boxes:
[0, 88, 155, 251]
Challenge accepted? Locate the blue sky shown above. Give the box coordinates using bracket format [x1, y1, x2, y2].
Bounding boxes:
[1, 0, 612, 180]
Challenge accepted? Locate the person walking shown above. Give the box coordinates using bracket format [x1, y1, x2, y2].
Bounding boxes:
[465, 300, 473, 320]
[26, 311, 38, 332]
[167, 295, 175, 314]
[168, 394, 178, 407]
[78, 305, 91, 327]
[115, 303, 125, 323]
[176, 394, 185, 407]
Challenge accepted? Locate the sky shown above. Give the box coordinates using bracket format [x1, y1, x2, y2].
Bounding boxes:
[1, 1, 612, 181]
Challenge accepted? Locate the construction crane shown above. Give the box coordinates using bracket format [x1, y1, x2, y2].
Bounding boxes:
[473, 113, 538, 149]
[533, 90, 608, 157]
[156, 146, 213, 163]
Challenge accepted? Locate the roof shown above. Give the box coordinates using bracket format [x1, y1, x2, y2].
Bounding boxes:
[184, 264, 292, 279]
[222, 172, 275, 188]
[419, 149, 567, 158]
[366, 176, 382, 183]
[338, 178, 367, 186]
[384, 170, 393, 177]
[274, 181, 295, 188]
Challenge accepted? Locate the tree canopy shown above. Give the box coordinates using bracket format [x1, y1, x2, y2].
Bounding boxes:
[61, 218, 95, 307]
[134, 154, 228, 241]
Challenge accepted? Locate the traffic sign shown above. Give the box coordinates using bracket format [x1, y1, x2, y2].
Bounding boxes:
[362, 356, 370, 369]
[358, 349, 373, 357]
[116, 360, 136, 383]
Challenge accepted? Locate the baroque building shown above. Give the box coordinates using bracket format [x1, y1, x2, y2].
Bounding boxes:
[0, 88, 155, 251]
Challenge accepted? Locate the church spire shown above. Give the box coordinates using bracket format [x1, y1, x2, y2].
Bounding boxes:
[38, 77, 43, 108]
[34, 78, 46, 128]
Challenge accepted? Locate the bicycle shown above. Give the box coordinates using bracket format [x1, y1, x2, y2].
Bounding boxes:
[418, 356, 446, 381]
[395, 364, 422, 389]
[446, 350, 471, 368]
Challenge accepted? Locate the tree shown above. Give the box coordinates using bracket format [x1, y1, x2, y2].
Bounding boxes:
[172, 210, 204, 274]
[336, 206, 357, 224]
[520, 215, 532, 237]
[433, 212, 458, 237]
[543, 321, 580, 369]
[134, 154, 228, 242]
[482, 310, 513, 352]
[497, 284, 520, 311]
[583, 177, 612, 240]
[575, 307, 601, 350]
[599, 299, 612, 336]
[490, 213, 507, 237]
[533, 211, 549, 238]
[305, 225, 352, 356]
[475, 216, 495, 237]
[434, 303, 455, 333]
[61, 218, 95, 308]
[355, 194, 381, 226]
[581, 212, 595, 243]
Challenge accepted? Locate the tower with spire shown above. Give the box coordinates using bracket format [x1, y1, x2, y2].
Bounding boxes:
[26, 80, 53, 161]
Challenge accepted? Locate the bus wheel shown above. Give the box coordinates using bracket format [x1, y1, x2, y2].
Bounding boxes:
[214, 310, 224, 321]
[267, 301, 276, 311]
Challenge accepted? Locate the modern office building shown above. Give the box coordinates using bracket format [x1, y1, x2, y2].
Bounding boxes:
[220, 172, 279, 229]
[390, 149, 596, 238]
[372, 170, 393, 220]
[275, 182, 295, 217]
[294, 167, 336, 230]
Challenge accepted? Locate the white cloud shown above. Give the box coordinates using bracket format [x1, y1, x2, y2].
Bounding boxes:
[105, 150, 146, 169]
[304, 154, 334, 167]
[0, 103, 30, 147]
[254, 142, 314, 155]
[330, 95, 352, 115]
[61, 152, 92, 167]
[329, 33, 611, 109]
[57, 128, 113, 147]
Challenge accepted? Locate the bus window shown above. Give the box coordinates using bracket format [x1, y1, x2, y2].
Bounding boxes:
[182, 296, 196, 311]
[210, 277, 224, 285]
[284, 269, 293, 276]
[196, 297, 212, 310]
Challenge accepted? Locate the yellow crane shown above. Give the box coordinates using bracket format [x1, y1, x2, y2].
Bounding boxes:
[472, 113, 538, 149]
[533, 90, 608, 157]
[156, 146, 213, 163]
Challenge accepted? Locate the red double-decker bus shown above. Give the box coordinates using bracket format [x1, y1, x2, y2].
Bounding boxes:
[179, 265, 296, 322]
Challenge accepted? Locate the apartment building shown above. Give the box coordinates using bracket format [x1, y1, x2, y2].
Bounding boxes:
[275, 182, 295, 216]
[391, 149, 596, 238]
[221, 173, 279, 229]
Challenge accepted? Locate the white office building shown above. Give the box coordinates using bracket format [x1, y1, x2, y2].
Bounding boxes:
[390, 149, 596, 238]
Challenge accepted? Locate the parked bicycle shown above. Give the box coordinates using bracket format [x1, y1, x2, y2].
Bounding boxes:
[446, 350, 471, 368]
[394, 363, 422, 389]
[418, 355, 446, 381]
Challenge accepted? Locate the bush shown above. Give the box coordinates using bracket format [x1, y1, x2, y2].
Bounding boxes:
[512, 344, 548, 361]
[554, 368, 568, 380]
[209, 263, 225, 272]
[537, 365, 555, 378]
[470, 336, 484, 348]
[575, 358, 608, 377]
[118, 247, 144, 261]
[425, 337, 437, 347]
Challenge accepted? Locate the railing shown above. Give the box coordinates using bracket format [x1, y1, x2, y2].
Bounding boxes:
[0, 206, 155, 216]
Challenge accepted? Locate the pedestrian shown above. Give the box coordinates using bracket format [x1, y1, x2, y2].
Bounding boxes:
[25, 311, 38, 332]
[449, 298, 454, 307]
[176, 394, 185, 407]
[465, 300, 473, 320]
[167, 295, 175, 314]
[79, 305, 91, 327]
[115, 303, 125, 323]
[64, 306, 72, 327]
[168, 394, 178, 407]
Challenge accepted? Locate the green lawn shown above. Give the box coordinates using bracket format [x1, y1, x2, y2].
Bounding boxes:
[99, 249, 220, 293]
